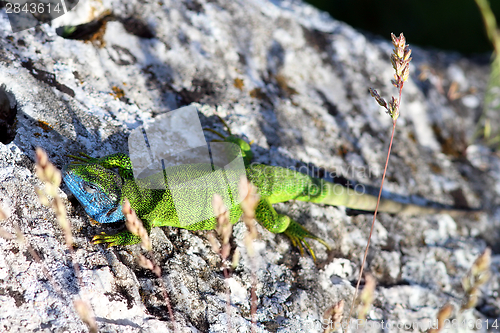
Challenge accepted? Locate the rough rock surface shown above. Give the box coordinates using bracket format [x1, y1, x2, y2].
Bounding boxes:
[0, 0, 499, 332]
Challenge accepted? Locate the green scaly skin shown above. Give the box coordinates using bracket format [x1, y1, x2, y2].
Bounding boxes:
[63, 136, 477, 260]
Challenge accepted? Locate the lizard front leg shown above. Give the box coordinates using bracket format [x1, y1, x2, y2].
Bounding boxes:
[93, 230, 142, 247]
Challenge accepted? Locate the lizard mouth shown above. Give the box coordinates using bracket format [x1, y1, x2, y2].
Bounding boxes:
[105, 206, 119, 217]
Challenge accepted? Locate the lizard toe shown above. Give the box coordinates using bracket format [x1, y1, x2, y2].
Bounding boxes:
[300, 239, 317, 262]
[92, 232, 123, 247]
[283, 219, 330, 261]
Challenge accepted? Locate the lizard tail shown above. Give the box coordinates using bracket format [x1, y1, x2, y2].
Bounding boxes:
[246, 165, 479, 216]
[300, 180, 480, 216]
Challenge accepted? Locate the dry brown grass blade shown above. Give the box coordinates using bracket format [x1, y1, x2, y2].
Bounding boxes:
[461, 248, 491, 311]
[323, 300, 344, 333]
[427, 304, 453, 333]
[34, 147, 97, 332]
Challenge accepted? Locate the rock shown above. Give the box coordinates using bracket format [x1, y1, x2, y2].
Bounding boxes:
[0, 0, 498, 332]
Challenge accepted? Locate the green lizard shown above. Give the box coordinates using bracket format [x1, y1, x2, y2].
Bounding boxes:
[62, 128, 476, 260]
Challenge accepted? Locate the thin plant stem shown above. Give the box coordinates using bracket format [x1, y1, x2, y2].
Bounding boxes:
[122, 198, 178, 333]
[250, 275, 257, 333]
[239, 178, 260, 332]
[348, 32, 410, 323]
[347, 118, 397, 321]
[222, 265, 233, 332]
[209, 194, 234, 333]
[148, 253, 178, 333]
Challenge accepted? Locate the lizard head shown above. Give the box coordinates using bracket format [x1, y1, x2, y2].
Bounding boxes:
[62, 163, 125, 224]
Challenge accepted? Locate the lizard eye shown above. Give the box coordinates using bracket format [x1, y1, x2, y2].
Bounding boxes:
[83, 183, 99, 193]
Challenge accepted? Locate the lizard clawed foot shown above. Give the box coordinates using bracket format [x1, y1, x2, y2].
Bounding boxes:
[93, 231, 141, 247]
[93, 232, 122, 247]
[284, 220, 331, 262]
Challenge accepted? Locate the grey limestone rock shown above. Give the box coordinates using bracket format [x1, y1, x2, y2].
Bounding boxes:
[0, 0, 499, 332]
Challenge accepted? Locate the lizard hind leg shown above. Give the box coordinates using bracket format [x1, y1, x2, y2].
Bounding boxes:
[255, 197, 330, 261]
